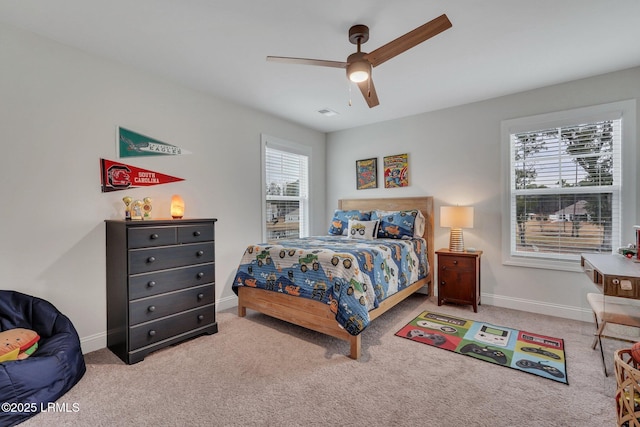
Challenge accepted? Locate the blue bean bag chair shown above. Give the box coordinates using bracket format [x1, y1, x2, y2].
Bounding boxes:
[0, 291, 86, 426]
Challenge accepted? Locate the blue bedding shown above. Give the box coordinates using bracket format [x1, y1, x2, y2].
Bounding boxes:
[232, 236, 428, 335]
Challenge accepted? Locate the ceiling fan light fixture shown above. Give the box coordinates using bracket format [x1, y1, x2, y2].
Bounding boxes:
[347, 53, 370, 83]
[349, 67, 369, 83]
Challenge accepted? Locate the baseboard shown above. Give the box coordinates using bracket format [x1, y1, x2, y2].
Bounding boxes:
[80, 331, 106, 354]
[217, 294, 237, 311]
[482, 292, 594, 323]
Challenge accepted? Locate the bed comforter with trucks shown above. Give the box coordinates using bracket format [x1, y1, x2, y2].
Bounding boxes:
[232, 236, 428, 335]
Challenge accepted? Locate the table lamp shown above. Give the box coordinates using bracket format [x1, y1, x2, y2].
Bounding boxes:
[440, 206, 474, 252]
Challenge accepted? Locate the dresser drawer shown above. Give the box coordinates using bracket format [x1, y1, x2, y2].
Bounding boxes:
[129, 263, 215, 300]
[129, 242, 214, 274]
[129, 305, 215, 351]
[439, 256, 475, 271]
[128, 226, 177, 249]
[129, 284, 214, 325]
[178, 224, 214, 244]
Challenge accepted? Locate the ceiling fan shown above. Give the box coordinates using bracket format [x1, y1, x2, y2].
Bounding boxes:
[267, 14, 452, 108]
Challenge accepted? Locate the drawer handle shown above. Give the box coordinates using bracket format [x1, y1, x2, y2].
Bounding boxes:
[148, 281, 156, 288]
[193, 231, 201, 237]
[440, 281, 446, 285]
[453, 260, 458, 265]
[147, 256, 156, 263]
[196, 250, 204, 257]
[148, 330, 156, 337]
[150, 233, 159, 240]
[148, 305, 156, 312]
[197, 314, 204, 321]
[197, 272, 204, 279]
[442, 266, 447, 271]
[197, 293, 204, 300]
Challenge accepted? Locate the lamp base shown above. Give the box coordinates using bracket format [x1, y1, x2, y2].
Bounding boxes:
[449, 228, 465, 252]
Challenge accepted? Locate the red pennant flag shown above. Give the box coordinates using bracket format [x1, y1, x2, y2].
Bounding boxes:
[100, 158, 184, 193]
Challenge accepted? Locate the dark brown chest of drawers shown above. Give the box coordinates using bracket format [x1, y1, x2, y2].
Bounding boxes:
[106, 218, 218, 364]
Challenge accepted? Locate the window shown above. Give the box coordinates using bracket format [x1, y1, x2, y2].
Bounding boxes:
[261, 134, 310, 242]
[501, 100, 636, 270]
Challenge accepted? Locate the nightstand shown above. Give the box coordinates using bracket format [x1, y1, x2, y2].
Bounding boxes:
[436, 248, 482, 312]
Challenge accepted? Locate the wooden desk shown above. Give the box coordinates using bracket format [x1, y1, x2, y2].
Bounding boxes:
[581, 254, 640, 376]
[581, 254, 640, 299]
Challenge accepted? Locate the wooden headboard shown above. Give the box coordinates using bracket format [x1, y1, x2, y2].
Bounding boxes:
[337, 196, 435, 293]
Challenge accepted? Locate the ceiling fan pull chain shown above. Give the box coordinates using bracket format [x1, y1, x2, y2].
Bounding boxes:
[348, 81, 352, 106]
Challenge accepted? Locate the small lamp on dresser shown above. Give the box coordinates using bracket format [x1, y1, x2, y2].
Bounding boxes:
[171, 195, 185, 219]
[440, 206, 474, 252]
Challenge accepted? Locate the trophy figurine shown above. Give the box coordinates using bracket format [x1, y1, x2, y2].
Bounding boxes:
[131, 200, 144, 220]
[122, 196, 133, 220]
[142, 197, 153, 220]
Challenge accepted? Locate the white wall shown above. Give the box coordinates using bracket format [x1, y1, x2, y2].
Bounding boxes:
[327, 66, 640, 322]
[0, 24, 326, 353]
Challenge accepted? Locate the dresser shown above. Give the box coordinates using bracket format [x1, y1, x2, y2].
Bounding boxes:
[436, 248, 482, 312]
[105, 218, 218, 364]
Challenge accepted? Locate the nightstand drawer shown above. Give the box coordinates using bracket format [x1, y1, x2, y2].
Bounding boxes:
[129, 264, 215, 300]
[439, 256, 475, 270]
[129, 242, 214, 274]
[129, 284, 214, 325]
[128, 226, 177, 248]
[178, 224, 214, 244]
[129, 305, 214, 351]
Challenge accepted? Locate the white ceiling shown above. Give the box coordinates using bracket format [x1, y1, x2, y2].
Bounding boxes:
[2, 0, 640, 133]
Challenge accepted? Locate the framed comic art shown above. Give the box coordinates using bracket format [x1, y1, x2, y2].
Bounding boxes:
[384, 153, 409, 188]
[356, 158, 378, 190]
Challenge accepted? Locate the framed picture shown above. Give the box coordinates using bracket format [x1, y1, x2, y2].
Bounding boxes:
[384, 153, 409, 188]
[356, 158, 378, 190]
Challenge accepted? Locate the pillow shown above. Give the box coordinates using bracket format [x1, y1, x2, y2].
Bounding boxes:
[347, 219, 379, 240]
[414, 210, 426, 237]
[328, 210, 371, 235]
[0, 328, 40, 362]
[371, 209, 420, 239]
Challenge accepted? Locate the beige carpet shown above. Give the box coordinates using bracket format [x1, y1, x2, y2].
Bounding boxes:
[23, 295, 624, 426]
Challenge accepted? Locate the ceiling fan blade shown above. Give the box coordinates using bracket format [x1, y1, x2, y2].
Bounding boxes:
[357, 78, 380, 108]
[267, 56, 347, 69]
[365, 14, 452, 67]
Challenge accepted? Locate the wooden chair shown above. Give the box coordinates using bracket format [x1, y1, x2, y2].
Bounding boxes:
[587, 293, 640, 376]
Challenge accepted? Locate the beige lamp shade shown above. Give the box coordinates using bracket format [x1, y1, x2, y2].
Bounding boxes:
[440, 206, 474, 229]
[440, 206, 474, 252]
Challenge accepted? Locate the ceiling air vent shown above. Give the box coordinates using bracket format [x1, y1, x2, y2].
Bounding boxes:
[318, 108, 339, 117]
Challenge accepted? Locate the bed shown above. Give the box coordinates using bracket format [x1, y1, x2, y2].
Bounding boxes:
[233, 196, 434, 359]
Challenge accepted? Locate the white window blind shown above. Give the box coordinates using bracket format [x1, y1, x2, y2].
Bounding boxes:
[508, 118, 621, 261]
[263, 137, 309, 242]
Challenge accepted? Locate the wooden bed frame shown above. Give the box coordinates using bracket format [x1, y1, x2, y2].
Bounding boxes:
[237, 196, 434, 359]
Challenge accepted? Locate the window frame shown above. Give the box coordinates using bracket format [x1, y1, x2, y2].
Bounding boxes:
[501, 100, 636, 271]
[261, 134, 311, 242]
